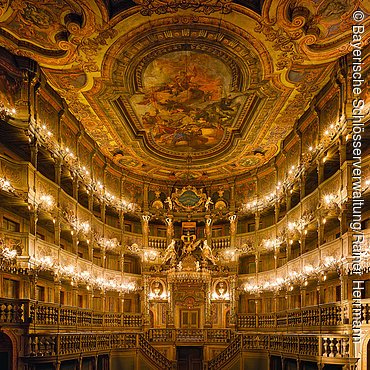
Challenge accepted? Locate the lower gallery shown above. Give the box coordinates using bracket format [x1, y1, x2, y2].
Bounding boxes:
[0, 0, 369, 369]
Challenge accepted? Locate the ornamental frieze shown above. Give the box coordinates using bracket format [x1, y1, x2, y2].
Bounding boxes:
[133, 0, 233, 16]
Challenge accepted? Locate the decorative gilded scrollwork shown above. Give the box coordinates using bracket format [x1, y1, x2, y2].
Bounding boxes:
[171, 186, 207, 211]
[254, 20, 304, 71]
[133, 0, 233, 16]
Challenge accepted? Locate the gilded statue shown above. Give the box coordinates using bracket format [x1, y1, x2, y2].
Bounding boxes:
[200, 240, 218, 265]
[164, 196, 173, 210]
[162, 239, 177, 264]
[205, 196, 213, 211]
[181, 233, 201, 254]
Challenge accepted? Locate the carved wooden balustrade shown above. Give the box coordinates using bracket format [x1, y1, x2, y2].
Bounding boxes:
[26, 332, 137, 356]
[212, 237, 230, 249]
[148, 237, 167, 249]
[362, 298, 370, 324]
[139, 334, 173, 369]
[176, 329, 204, 343]
[0, 298, 142, 330]
[322, 336, 350, 358]
[237, 302, 342, 332]
[208, 333, 353, 369]
[0, 298, 29, 326]
[208, 334, 243, 370]
[25, 332, 175, 369]
[147, 328, 175, 342]
[31, 301, 142, 330]
[146, 328, 235, 344]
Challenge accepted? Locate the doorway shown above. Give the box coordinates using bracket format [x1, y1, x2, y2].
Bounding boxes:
[177, 346, 203, 370]
[180, 309, 199, 328]
[0, 333, 12, 370]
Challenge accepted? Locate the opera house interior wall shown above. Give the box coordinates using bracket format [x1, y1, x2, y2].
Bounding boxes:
[0, 0, 369, 369]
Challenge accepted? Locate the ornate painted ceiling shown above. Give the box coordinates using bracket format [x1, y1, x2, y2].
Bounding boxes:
[0, 0, 369, 181]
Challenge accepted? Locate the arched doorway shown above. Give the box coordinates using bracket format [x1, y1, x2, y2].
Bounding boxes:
[0, 332, 13, 370]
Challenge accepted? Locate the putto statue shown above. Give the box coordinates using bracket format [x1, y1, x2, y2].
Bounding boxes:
[205, 196, 213, 211]
[164, 196, 173, 210]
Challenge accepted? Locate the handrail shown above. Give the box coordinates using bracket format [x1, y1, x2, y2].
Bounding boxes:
[208, 334, 242, 370]
[146, 328, 234, 344]
[207, 333, 352, 369]
[139, 334, 173, 369]
[22, 330, 353, 366]
[25, 332, 175, 368]
[0, 298, 353, 332]
[237, 302, 343, 331]
[0, 298, 30, 325]
[0, 298, 142, 330]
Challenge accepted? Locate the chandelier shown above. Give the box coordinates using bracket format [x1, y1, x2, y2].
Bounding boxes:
[0, 102, 16, 121]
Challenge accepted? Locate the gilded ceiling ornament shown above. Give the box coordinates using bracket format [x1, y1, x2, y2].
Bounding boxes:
[0, 0, 360, 183]
[288, 0, 358, 41]
[21, 3, 53, 28]
[75, 27, 118, 73]
[0, 0, 9, 17]
[254, 21, 304, 70]
[133, 0, 233, 16]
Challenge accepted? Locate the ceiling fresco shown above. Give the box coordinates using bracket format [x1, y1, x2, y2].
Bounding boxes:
[130, 51, 243, 154]
[0, 0, 368, 181]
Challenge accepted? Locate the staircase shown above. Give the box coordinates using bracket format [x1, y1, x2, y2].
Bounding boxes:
[207, 334, 242, 370]
[139, 334, 175, 369]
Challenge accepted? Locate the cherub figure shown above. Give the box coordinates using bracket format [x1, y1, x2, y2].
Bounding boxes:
[205, 197, 213, 211]
[195, 261, 201, 272]
[177, 261, 183, 271]
[164, 196, 173, 210]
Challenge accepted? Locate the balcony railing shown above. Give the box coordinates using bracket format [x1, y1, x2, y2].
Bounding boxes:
[237, 302, 343, 331]
[22, 330, 354, 368]
[0, 298, 142, 330]
[212, 237, 230, 249]
[25, 332, 174, 369]
[0, 298, 29, 325]
[1, 298, 362, 333]
[146, 328, 235, 344]
[208, 333, 353, 370]
[361, 298, 370, 324]
[148, 237, 167, 249]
